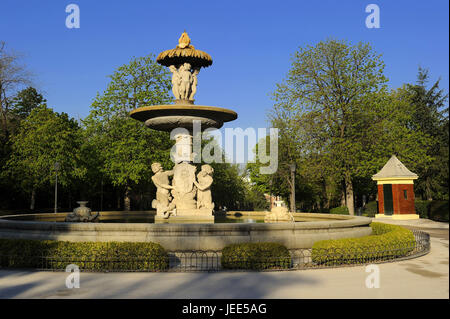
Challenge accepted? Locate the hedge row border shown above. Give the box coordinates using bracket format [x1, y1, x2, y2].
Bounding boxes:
[0, 228, 430, 272]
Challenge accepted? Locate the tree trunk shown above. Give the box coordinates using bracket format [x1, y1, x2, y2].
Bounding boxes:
[0, 89, 10, 139]
[100, 178, 104, 212]
[116, 189, 121, 210]
[340, 182, 346, 207]
[68, 189, 72, 210]
[139, 192, 144, 211]
[426, 177, 433, 201]
[344, 174, 355, 215]
[30, 189, 36, 210]
[124, 186, 131, 211]
[290, 169, 296, 213]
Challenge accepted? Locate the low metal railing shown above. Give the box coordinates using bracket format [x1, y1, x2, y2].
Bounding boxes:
[0, 230, 430, 272]
[290, 230, 431, 269]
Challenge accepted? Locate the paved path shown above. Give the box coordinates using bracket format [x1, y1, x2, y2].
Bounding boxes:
[0, 220, 448, 299]
[371, 217, 449, 229]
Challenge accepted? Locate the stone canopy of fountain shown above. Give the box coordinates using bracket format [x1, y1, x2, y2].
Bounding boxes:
[129, 31, 237, 222]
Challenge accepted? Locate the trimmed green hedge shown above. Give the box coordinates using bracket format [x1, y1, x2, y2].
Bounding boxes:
[362, 201, 378, 217]
[0, 239, 169, 271]
[330, 206, 349, 215]
[221, 242, 291, 270]
[414, 200, 430, 219]
[429, 201, 449, 222]
[311, 223, 416, 265]
[414, 200, 449, 222]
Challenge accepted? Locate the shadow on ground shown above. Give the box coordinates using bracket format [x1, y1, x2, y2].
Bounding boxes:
[0, 269, 321, 299]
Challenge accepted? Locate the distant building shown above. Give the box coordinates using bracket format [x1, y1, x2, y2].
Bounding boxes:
[371, 155, 419, 220]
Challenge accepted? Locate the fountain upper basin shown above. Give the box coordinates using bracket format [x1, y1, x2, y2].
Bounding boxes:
[129, 105, 238, 131]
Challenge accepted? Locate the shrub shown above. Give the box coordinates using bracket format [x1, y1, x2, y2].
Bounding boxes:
[429, 200, 449, 222]
[362, 201, 378, 217]
[329, 206, 349, 215]
[221, 242, 291, 270]
[0, 239, 169, 271]
[311, 223, 416, 265]
[415, 200, 431, 219]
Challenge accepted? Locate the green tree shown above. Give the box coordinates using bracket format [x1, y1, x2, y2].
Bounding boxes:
[83, 54, 173, 211]
[247, 134, 338, 212]
[10, 86, 45, 119]
[406, 68, 448, 200]
[270, 39, 432, 215]
[366, 86, 434, 189]
[271, 39, 389, 214]
[3, 105, 83, 210]
[197, 133, 248, 210]
[242, 182, 270, 211]
[246, 136, 275, 196]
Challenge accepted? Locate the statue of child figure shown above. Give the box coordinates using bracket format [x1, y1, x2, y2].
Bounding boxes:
[193, 164, 214, 210]
[151, 162, 176, 218]
[169, 65, 182, 100]
[189, 67, 200, 101]
[179, 62, 192, 100]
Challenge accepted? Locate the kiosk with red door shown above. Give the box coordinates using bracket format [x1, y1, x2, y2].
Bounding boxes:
[372, 155, 419, 220]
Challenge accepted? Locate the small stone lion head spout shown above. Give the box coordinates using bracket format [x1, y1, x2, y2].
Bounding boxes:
[201, 164, 214, 175]
[151, 162, 162, 173]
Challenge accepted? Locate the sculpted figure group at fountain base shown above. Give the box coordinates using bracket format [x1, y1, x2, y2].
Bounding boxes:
[151, 162, 214, 219]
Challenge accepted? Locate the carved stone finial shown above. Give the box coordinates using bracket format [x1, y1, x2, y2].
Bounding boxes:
[177, 31, 191, 49]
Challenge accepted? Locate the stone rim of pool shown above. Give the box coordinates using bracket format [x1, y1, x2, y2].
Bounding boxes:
[0, 212, 372, 250]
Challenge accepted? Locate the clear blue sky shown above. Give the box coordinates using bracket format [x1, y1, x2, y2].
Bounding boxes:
[1, 0, 448, 133]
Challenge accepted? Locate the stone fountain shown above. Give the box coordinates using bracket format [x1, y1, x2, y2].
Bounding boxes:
[0, 32, 373, 248]
[130, 32, 237, 222]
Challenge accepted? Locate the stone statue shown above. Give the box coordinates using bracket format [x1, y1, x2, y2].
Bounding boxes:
[65, 201, 99, 222]
[156, 31, 213, 105]
[194, 164, 214, 211]
[179, 63, 193, 100]
[168, 63, 201, 102]
[264, 201, 292, 222]
[151, 162, 176, 218]
[150, 161, 217, 218]
[189, 67, 200, 100]
[169, 65, 181, 100]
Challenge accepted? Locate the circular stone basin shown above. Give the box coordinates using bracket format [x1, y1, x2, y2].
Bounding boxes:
[129, 105, 238, 130]
[0, 211, 372, 250]
[0, 214, 267, 224]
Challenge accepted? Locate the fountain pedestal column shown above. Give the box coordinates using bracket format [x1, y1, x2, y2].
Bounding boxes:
[173, 132, 193, 163]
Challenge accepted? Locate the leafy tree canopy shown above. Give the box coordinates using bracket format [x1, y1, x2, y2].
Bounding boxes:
[3, 105, 83, 194]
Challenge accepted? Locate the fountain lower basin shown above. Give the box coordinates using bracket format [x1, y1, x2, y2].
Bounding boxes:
[0, 212, 372, 250]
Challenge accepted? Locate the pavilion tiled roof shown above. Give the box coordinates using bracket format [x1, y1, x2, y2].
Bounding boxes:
[372, 155, 418, 180]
